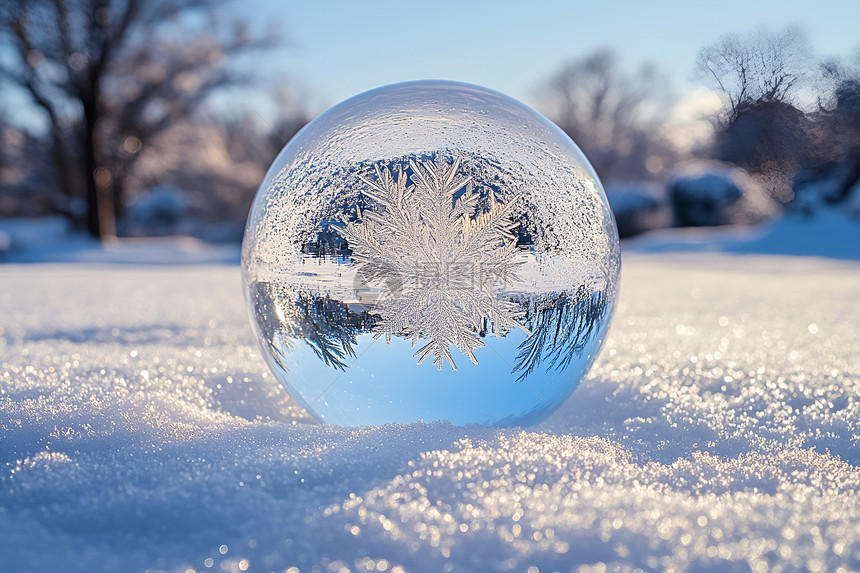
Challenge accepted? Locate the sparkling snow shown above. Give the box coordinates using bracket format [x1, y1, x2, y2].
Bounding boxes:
[1, 249, 858, 572]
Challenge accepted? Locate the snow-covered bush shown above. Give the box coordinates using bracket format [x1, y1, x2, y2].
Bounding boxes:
[120, 186, 190, 236]
[668, 161, 778, 227]
[605, 183, 671, 238]
[846, 180, 860, 218]
[0, 229, 10, 255]
[792, 163, 860, 217]
[118, 185, 247, 242]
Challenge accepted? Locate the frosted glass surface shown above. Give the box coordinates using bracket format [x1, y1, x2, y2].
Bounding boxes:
[242, 80, 620, 426]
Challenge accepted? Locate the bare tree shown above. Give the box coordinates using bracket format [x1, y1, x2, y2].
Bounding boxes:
[0, 0, 276, 239]
[265, 85, 310, 158]
[0, 114, 56, 216]
[542, 49, 674, 181]
[695, 28, 819, 203]
[808, 55, 860, 202]
[696, 27, 811, 123]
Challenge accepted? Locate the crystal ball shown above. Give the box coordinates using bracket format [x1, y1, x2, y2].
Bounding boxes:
[242, 80, 620, 427]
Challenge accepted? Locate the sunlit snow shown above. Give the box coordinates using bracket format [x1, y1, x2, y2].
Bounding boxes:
[1, 248, 858, 572]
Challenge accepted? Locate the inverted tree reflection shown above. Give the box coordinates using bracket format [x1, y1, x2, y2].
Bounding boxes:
[254, 279, 609, 382]
[512, 285, 609, 382]
[253, 282, 378, 372]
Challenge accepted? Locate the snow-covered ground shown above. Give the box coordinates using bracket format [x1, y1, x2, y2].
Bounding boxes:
[1, 218, 859, 572]
[0, 217, 240, 265]
[625, 208, 860, 261]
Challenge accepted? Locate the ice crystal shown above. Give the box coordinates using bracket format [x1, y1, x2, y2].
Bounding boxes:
[337, 155, 529, 370]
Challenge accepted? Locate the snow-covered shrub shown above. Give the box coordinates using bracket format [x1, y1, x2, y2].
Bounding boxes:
[605, 183, 671, 238]
[846, 180, 860, 218]
[792, 163, 860, 218]
[0, 229, 11, 255]
[120, 186, 190, 236]
[668, 161, 778, 227]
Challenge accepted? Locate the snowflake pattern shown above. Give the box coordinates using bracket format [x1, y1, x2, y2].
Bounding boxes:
[337, 155, 529, 370]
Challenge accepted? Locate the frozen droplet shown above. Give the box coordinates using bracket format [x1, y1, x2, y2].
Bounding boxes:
[241, 80, 620, 426]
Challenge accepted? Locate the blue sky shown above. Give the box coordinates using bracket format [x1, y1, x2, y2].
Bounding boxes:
[5, 0, 859, 134]
[254, 0, 860, 112]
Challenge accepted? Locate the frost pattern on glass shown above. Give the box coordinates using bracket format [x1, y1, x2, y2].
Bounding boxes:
[242, 80, 621, 427]
[338, 155, 527, 370]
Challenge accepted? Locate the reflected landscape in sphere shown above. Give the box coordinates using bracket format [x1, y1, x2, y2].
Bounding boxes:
[242, 80, 620, 427]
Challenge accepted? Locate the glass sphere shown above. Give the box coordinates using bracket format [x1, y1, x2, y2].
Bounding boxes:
[242, 80, 619, 427]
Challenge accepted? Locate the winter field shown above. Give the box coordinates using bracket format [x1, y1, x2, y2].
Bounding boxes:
[1, 216, 859, 573]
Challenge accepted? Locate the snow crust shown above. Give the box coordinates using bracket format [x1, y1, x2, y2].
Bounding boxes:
[1, 253, 858, 572]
